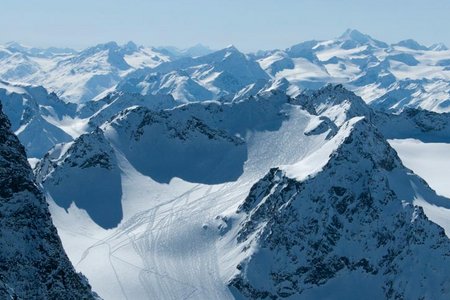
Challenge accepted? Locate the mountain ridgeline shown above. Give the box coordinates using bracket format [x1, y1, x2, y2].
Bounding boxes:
[0, 29, 449, 111]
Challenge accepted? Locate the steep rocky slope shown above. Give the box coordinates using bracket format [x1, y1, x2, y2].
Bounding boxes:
[230, 117, 450, 299]
[0, 102, 96, 299]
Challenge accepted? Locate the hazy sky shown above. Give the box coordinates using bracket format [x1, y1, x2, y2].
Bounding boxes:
[1, 0, 449, 51]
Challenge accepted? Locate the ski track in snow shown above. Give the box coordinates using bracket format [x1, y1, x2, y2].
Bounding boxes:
[54, 106, 325, 300]
[49, 103, 450, 300]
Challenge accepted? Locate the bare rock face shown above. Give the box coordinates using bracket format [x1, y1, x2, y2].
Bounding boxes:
[0, 102, 96, 299]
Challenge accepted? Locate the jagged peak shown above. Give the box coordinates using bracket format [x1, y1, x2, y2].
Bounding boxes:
[232, 113, 450, 299]
[330, 117, 401, 170]
[36, 127, 116, 187]
[56, 127, 116, 169]
[294, 84, 372, 126]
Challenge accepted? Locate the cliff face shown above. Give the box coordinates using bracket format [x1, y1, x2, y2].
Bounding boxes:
[0, 102, 96, 299]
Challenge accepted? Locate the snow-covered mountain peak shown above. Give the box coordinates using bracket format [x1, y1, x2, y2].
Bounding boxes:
[36, 126, 122, 229]
[87, 41, 120, 52]
[157, 43, 214, 59]
[36, 127, 117, 184]
[63, 127, 115, 169]
[224, 44, 238, 51]
[338, 28, 388, 49]
[72, 41, 131, 70]
[231, 113, 450, 299]
[205, 45, 247, 62]
[284, 40, 320, 62]
[339, 28, 371, 42]
[106, 105, 245, 148]
[115, 44, 270, 102]
[4, 41, 33, 53]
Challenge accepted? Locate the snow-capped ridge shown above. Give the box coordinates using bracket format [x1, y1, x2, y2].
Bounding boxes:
[36, 126, 122, 229]
[294, 84, 373, 126]
[104, 104, 248, 184]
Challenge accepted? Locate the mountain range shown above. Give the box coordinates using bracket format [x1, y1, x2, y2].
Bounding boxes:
[1, 29, 450, 299]
[1, 29, 449, 112]
[26, 85, 450, 299]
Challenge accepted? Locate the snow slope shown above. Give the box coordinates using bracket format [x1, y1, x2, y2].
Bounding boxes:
[389, 139, 450, 198]
[38, 92, 328, 299]
[35, 86, 450, 299]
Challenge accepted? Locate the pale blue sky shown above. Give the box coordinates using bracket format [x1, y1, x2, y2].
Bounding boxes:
[1, 0, 449, 51]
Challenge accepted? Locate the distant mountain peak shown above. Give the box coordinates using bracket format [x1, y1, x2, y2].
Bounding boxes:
[340, 28, 369, 41]
[338, 28, 388, 48]
[225, 44, 238, 50]
[124, 41, 139, 51]
[393, 39, 428, 51]
[185, 43, 213, 54]
[429, 42, 448, 51]
[218, 44, 241, 56]
[4, 41, 29, 51]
